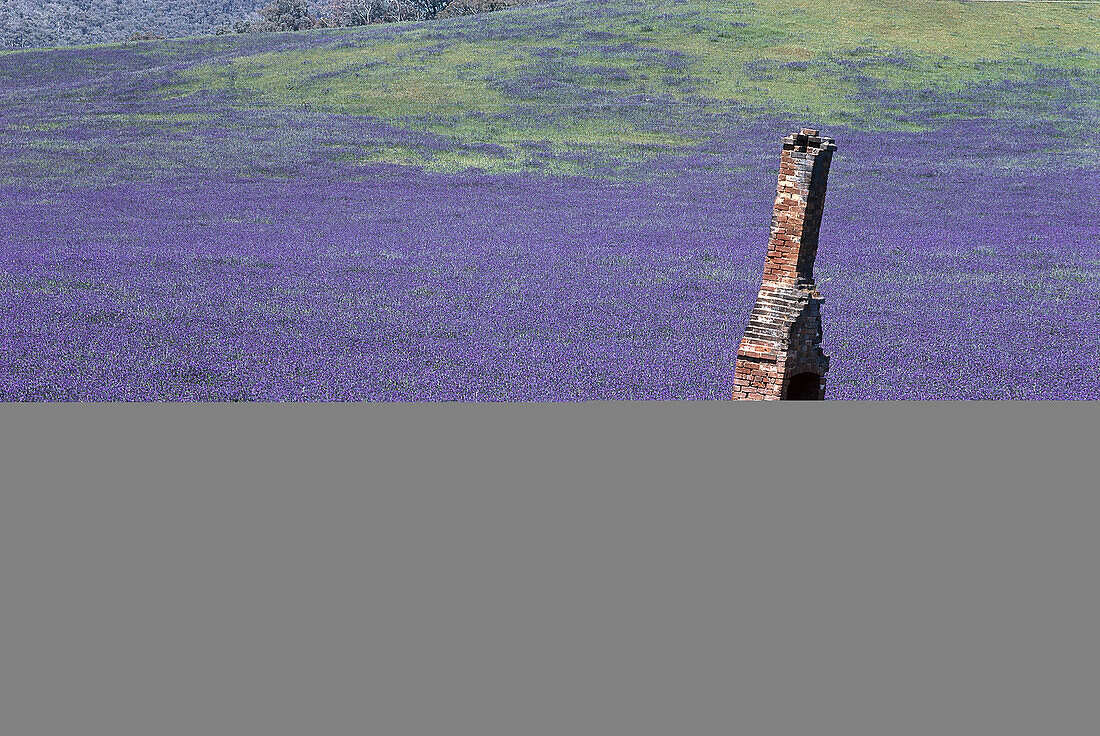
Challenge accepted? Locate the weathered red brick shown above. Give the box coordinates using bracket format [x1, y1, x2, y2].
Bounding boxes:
[733, 129, 835, 401]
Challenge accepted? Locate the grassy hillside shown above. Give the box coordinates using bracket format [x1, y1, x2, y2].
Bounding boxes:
[0, 0, 1097, 400]
[2, 0, 1096, 185]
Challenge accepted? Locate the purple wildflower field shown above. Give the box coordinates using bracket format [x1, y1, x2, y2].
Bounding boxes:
[2, 3, 1098, 400]
[4, 118, 1097, 400]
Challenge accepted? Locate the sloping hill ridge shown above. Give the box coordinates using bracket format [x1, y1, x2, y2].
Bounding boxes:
[0, 0, 1094, 184]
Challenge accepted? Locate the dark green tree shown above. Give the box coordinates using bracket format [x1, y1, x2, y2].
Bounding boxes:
[258, 0, 316, 31]
[409, 0, 449, 19]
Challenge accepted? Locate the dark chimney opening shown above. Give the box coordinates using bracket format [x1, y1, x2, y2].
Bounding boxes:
[785, 372, 823, 400]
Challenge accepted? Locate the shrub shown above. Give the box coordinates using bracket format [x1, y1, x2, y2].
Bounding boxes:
[126, 29, 165, 42]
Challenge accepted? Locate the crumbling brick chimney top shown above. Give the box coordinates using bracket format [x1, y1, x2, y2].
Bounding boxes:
[786, 129, 836, 155]
[732, 128, 837, 401]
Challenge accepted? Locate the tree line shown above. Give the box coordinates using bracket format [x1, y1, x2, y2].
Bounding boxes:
[0, 0, 523, 50]
[237, 0, 457, 35]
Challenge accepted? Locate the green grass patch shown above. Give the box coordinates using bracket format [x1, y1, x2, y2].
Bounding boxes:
[0, 0, 1096, 180]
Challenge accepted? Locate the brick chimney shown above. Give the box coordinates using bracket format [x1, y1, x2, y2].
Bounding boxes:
[732, 128, 836, 400]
